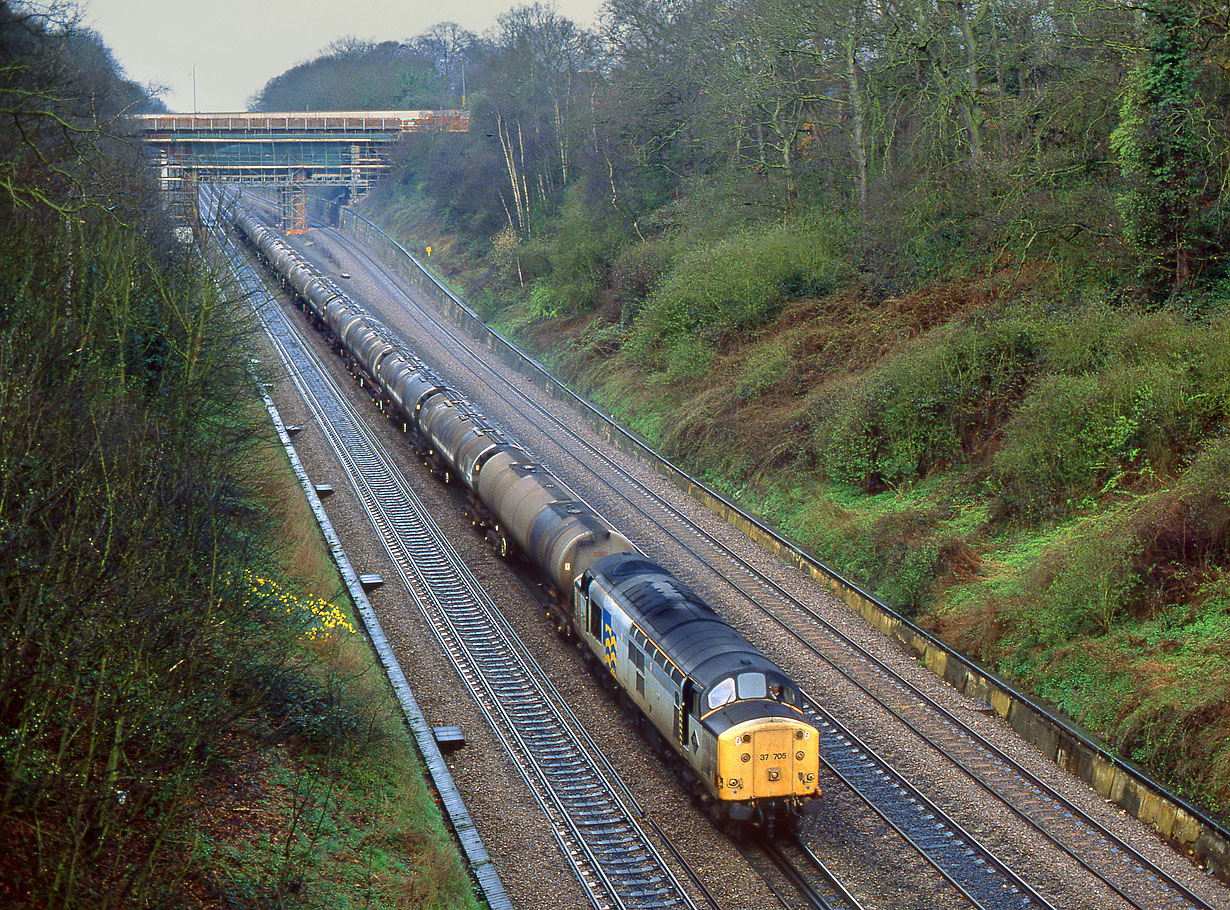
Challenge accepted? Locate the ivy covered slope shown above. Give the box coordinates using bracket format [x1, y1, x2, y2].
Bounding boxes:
[270, 0, 1230, 820]
[0, 7, 475, 909]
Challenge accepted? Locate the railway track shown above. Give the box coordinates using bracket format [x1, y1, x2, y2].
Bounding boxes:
[288, 206, 1226, 910]
[806, 707, 1055, 910]
[748, 834, 865, 910]
[211, 204, 702, 910]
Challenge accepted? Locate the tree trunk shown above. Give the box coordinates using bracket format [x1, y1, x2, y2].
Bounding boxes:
[845, 31, 869, 219]
[496, 114, 527, 235]
[957, 0, 987, 163]
[517, 121, 532, 235]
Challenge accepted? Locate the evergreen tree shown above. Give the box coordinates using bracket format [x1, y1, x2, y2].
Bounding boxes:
[1111, 2, 1213, 299]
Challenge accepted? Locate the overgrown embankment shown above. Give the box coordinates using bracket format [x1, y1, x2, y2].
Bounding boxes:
[562, 266, 1230, 821]
[281, 0, 1230, 829]
[361, 184, 1230, 824]
[0, 7, 477, 907]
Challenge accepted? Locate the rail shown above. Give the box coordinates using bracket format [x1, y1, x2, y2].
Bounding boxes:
[205, 210, 512, 910]
[226, 199, 698, 910]
[315, 195, 1230, 886]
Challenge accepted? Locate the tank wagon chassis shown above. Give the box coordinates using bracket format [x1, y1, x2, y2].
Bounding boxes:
[228, 203, 822, 829]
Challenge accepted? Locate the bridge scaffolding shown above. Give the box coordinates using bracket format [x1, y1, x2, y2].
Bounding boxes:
[135, 110, 468, 232]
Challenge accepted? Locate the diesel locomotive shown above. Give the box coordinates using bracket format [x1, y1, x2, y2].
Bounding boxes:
[227, 199, 822, 826]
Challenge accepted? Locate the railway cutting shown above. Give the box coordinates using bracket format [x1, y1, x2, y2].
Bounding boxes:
[211, 200, 700, 910]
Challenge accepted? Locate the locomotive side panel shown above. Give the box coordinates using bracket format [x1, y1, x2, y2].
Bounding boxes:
[578, 572, 698, 762]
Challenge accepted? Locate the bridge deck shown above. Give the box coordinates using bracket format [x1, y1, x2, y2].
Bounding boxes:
[136, 110, 468, 135]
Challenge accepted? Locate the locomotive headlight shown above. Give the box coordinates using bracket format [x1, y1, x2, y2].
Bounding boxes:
[767, 768, 780, 781]
[796, 751, 805, 761]
[741, 753, 751, 763]
[796, 730, 805, 740]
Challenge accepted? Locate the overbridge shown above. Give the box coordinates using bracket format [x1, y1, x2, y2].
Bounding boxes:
[135, 110, 468, 231]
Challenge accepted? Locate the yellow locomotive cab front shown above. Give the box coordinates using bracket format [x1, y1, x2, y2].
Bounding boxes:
[716, 718, 821, 808]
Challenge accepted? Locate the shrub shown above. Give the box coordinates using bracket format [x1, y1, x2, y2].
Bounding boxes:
[1033, 304, 1197, 375]
[867, 342, 970, 482]
[809, 376, 881, 489]
[1127, 438, 1230, 604]
[735, 336, 797, 399]
[1030, 302, 1121, 374]
[662, 333, 716, 383]
[1029, 516, 1142, 643]
[866, 511, 945, 613]
[630, 220, 853, 351]
[809, 315, 1038, 490]
[610, 237, 676, 325]
[1189, 311, 1230, 416]
[246, 663, 373, 752]
[992, 359, 1209, 517]
[787, 489, 948, 614]
[526, 188, 623, 318]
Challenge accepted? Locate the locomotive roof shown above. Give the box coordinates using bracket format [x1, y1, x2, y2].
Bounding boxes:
[590, 554, 784, 689]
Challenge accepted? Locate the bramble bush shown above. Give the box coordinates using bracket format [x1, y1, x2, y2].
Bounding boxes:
[809, 314, 1037, 490]
[806, 300, 1230, 514]
[735, 335, 798, 400]
[992, 309, 1229, 518]
[630, 220, 852, 356]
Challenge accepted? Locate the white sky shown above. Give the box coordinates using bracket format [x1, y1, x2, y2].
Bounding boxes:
[81, 0, 604, 113]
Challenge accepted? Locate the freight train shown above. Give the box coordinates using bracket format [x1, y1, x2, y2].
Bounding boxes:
[227, 199, 823, 826]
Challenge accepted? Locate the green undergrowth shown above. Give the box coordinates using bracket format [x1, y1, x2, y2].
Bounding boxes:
[365, 194, 1230, 822]
[724, 448, 1230, 816]
[190, 717, 474, 910]
[185, 414, 481, 910]
[530, 261, 1230, 821]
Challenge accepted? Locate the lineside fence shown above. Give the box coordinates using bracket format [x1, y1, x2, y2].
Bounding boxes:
[312, 195, 1230, 886]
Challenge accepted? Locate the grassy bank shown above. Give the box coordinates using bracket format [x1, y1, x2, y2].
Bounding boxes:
[178, 427, 481, 910]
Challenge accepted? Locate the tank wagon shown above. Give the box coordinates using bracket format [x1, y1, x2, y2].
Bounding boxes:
[230, 202, 822, 826]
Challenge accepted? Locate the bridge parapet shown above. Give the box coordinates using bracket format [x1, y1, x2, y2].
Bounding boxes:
[136, 110, 469, 137]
